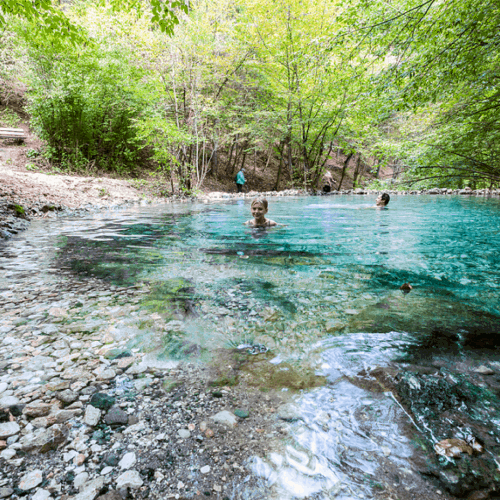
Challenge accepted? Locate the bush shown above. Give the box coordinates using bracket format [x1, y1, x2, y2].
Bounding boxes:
[25, 43, 153, 173]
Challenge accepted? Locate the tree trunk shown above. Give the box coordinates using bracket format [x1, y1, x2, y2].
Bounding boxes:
[337, 153, 353, 191]
[226, 135, 237, 174]
[353, 155, 361, 187]
[212, 145, 218, 178]
[273, 144, 285, 191]
[237, 148, 247, 175]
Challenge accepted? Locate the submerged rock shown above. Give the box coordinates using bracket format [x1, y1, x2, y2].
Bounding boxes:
[210, 410, 238, 428]
[89, 393, 115, 411]
[396, 369, 500, 496]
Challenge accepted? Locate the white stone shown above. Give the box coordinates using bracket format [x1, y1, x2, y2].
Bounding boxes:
[0, 395, 19, 408]
[72, 477, 104, 500]
[0, 448, 16, 460]
[126, 364, 147, 375]
[32, 489, 51, 500]
[74, 472, 89, 489]
[134, 377, 152, 392]
[19, 469, 43, 491]
[0, 382, 8, 394]
[200, 465, 210, 474]
[177, 429, 191, 439]
[63, 450, 78, 462]
[84, 405, 101, 426]
[210, 410, 238, 428]
[474, 365, 495, 375]
[0, 421, 20, 439]
[118, 452, 136, 470]
[116, 470, 143, 489]
[101, 466, 113, 475]
[95, 368, 116, 381]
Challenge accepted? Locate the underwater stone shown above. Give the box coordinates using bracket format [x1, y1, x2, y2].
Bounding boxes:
[89, 393, 115, 411]
[210, 410, 237, 428]
[277, 404, 301, 422]
[234, 409, 249, 418]
[105, 406, 129, 426]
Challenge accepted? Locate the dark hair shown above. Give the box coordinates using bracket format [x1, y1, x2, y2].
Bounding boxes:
[381, 193, 390, 205]
[251, 198, 268, 209]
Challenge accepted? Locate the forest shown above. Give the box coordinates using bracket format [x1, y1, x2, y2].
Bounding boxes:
[1, 0, 499, 193]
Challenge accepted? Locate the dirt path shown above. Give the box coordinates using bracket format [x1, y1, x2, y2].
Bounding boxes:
[0, 163, 145, 210]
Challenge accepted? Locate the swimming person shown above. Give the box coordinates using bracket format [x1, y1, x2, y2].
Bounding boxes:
[375, 193, 390, 207]
[245, 198, 277, 227]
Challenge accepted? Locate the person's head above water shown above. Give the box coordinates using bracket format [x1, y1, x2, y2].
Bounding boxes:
[251, 197, 268, 210]
[376, 193, 390, 207]
[246, 198, 277, 227]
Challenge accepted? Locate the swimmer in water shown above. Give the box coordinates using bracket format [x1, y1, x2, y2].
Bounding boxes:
[245, 198, 277, 228]
[375, 192, 390, 207]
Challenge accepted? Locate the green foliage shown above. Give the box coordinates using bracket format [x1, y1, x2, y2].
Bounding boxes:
[3, 0, 498, 188]
[0, 0, 188, 44]
[0, 108, 20, 127]
[358, 0, 500, 187]
[12, 204, 25, 215]
[23, 35, 153, 172]
[0, 0, 86, 46]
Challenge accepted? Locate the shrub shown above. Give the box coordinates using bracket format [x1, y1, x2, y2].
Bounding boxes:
[25, 43, 153, 173]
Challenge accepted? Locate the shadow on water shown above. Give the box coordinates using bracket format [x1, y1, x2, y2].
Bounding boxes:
[55, 233, 165, 285]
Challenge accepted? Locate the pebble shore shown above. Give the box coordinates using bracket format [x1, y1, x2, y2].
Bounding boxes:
[0, 275, 289, 500]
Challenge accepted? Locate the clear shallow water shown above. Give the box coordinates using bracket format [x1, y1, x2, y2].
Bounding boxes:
[2, 195, 500, 498]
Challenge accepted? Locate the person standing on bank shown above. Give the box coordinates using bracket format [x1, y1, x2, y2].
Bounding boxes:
[235, 167, 246, 193]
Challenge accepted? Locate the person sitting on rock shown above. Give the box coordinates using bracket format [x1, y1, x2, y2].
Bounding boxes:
[376, 193, 390, 207]
[245, 198, 277, 227]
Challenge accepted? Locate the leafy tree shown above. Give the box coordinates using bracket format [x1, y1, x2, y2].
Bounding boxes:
[235, 0, 370, 188]
[0, 0, 188, 45]
[19, 7, 158, 172]
[358, 0, 500, 187]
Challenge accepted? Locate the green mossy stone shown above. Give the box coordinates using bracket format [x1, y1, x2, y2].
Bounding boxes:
[89, 393, 115, 411]
[234, 409, 249, 418]
[92, 430, 104, 440]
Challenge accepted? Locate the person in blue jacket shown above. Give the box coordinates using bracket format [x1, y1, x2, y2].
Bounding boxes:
[235, 168, 246, 193]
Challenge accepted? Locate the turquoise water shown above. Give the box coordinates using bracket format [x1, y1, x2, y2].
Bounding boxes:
[50, 195, 500, 358]
[3, 195, 500, 499]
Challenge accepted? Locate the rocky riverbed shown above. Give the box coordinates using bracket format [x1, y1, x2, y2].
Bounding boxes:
[2, 179, 500, 500]
[0, 275, 297, 500]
